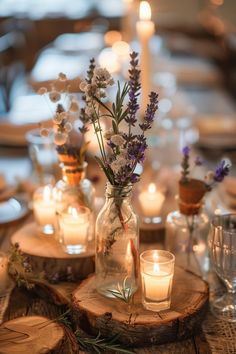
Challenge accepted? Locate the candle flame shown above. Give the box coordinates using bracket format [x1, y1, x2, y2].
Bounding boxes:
[43, 185, 51, 201]
[139, 1, 151, 21]
[68, 206, 78, 217]
[148, 183, 156, 193]
[153, 250, 159, 262]
[153, 262, 160, 273]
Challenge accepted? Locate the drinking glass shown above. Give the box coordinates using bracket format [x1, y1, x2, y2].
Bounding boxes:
[26, 128, 58, 183]
[209, 214, 236, 322]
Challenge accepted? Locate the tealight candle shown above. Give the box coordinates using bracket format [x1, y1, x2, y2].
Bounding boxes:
[33, 184, 56, 235]
[140, 250, 175, 311]
[138, 183, 165, 222]
[136, 1, 155, 116]
[59, 205, 90, 254]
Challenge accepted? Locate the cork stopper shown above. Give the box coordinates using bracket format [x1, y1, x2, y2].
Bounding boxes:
[58, 153, 87, 185]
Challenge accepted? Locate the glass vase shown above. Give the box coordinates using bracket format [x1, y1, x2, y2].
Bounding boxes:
[165, 210, 210, 276]
[54, 159, 95, 242]
[95, 183, 139, 298]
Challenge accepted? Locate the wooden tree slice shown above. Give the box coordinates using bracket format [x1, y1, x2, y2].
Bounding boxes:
[0, 316, 65, 354]
[72, 267, 209, 347]
[11, 222, 94, 281]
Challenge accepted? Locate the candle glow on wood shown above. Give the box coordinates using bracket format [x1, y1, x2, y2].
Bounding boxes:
[136, 1, 155, 117]
[139, 183, 165, 217]
[0, 253, 10, 295]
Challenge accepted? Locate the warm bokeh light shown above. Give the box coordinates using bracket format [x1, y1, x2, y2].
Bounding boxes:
[104, 31, 122, 47]
[210, 0, 224, 6]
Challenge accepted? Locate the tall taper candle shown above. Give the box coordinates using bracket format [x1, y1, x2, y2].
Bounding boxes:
[136, 1, 155, 117]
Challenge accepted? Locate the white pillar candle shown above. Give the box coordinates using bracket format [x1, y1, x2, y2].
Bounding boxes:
[136, 1, 155, 117]
[33, 185, 56, 234]
[138, 183, 165, 217]
[59, 206, 90, 253]
[140, 250, 175, 311]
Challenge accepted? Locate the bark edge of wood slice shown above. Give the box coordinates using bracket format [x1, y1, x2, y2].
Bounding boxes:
[11, 222, 95, 281]
[72, 267, 209, 347]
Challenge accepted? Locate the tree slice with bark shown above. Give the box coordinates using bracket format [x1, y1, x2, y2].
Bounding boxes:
[72, 267, 209, 347]
[11, 222, 94, 281]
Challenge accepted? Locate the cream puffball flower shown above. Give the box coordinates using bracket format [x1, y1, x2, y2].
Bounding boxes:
[110, 134, 125, 147]
[54, 132, 68, 145]
[49, 91, 61, 103]
[37, 87, 47, 95]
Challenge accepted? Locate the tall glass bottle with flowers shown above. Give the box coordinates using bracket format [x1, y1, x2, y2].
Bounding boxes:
[80, 52, 159, 298]
[38, 75, 95, 242]
[165, 146, 231, 275]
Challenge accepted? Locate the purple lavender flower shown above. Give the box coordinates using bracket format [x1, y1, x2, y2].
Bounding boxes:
[125, 52, 141, 126]
[194, 156, 204, 166]
[139, 92, 159, 131]
[182, 146, 190, 157]
[127, 139, 147, 163]
[214, 160, 231, 182]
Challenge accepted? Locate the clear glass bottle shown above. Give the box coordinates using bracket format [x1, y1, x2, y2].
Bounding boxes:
[165, 210, 210, 276]
[96, 183, 139, 298]
[54, 160, 95, 242]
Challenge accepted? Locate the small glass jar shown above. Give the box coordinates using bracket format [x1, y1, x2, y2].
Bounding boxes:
[165, 210, 210, 275]
[33, 184, 56, 235]
[95, 183, 139, 298]
[140, 250, 175, 311]
[58, 204, 90, 254]
[54, 160, 95, 241]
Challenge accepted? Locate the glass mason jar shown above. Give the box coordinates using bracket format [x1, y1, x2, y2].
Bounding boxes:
[165, 210, 210, 276]
[54, 159, 95, 242]
[96, 183, 139, 298]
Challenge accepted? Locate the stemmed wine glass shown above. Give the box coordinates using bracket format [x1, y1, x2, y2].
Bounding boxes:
[209, 214, 236, 322]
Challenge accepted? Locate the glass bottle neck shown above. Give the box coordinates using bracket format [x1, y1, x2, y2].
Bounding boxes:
[105, 183, 132, 202]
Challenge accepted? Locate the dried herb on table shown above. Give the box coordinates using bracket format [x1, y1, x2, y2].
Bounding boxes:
[8, 243, 45, 289]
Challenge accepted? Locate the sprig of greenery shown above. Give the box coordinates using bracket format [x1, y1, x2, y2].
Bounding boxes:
[58, 309, 134, 353]
[108, 277, 133, 304]
[76, 330, 134, 354]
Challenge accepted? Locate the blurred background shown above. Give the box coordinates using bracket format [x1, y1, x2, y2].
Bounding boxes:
[0, 0, 236, 206]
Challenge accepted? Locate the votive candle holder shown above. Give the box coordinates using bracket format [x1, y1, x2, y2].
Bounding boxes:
[140, 250, 175, 311]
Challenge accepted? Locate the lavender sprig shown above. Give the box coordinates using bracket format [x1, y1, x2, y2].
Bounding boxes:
[180, 146, 190, 183]
[79, 52, 159, 187]
[213, 160, 231, 182]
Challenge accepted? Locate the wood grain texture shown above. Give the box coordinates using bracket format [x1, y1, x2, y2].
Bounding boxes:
[11, 222, 95, 280]
[72, 267, 209, 347]
[0, 316, 65, 354]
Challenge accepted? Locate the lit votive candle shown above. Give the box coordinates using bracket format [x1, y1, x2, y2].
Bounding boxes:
[140, 250, 175, 311]
[33, 184, 56, 235]
[138, 183, 165, 223]
[59, 205, 90, 254]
